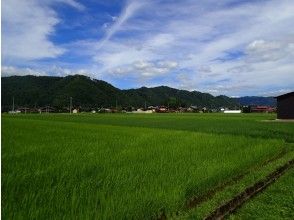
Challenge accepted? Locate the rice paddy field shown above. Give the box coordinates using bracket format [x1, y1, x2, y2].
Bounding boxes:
[2, 113, 294, 219]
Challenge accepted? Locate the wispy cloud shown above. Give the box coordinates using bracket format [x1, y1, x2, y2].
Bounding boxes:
[89, 0, 294, 95]
[2, 0, 294, 96]
[56, 0, 85, 11]
[97, 0, 145, 49]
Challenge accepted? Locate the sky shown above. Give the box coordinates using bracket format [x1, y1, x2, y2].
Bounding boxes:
[2, 0, 294, 96]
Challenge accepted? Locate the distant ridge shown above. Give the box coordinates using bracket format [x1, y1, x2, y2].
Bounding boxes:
[237, 96, 276, 106]
[1, 75, 275, 111]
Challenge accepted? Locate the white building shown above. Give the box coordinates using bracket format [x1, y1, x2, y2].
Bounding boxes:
[224, 110, 241, 113]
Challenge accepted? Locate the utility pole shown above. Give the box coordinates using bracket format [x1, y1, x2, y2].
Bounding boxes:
[12, 96, 15, 112]
[70, 97, 73, 114]
[144, 101, 147, 110]
[116, 99, 118, 110]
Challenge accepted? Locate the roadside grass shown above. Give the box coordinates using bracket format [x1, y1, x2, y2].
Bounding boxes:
[1, 115, 288, 219]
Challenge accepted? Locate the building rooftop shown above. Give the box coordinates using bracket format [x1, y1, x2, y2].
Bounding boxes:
[275, 91, 294, 99]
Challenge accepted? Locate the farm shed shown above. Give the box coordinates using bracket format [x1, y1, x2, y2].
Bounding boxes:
[275, 92, 294, 119]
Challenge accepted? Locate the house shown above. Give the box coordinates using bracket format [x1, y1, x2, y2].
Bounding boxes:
[156, 106, 168, 113]
[147, 106, 156, 110]
[275, 92, 294, 119]
[17, 107, 30, 113]
[8, 110, 21, 114]
[178, 107, 187, 112]
[188, 106, 199, 112]
[39, 106, 55, 113]
[98, 108, 111, 113]
[132, 109, 153, 113]
[250, 106, 275, 113]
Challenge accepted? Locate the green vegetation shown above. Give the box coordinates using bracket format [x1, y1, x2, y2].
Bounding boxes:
[2, 113, 294, 219]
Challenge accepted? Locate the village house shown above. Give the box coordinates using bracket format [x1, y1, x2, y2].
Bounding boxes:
[156, 106, 168, 113]
[250, 106, 275, 113]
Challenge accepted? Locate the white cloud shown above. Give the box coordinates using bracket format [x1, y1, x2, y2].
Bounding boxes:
[1, 66, 48, 77]
[228, 65, 253, 74]
[259, 89, 293, 97]
[1, 65, 96, 79]
[2, 0, 294, 96]
[109, 60, 178, 79]
[64, 0, 293, 95]
[56, 0, 85, 11]
[146, 34, 175, 48]
[158, 61, 178, 69]
[2, 0, 84, 63]
[245, 40, 293, 62]
[198, 66, 212, 74]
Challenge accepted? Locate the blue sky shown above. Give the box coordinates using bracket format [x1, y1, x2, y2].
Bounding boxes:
[2, 0, 294, 96]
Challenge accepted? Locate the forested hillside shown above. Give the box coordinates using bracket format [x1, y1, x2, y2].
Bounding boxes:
[2, 75, 274, 111]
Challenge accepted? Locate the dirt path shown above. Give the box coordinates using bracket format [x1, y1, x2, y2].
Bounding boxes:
[204, 159, 294, 220]
[157, 150, 291, 220]
[185, 149, 288, 210]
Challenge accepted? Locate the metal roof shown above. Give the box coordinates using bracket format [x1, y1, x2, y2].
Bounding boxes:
[275, 91, 294, 99]
[275, 92, 294, 98]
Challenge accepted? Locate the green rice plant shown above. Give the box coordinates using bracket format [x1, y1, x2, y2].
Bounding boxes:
[2, 114, 289, 219]
[5, 113, 294, 142]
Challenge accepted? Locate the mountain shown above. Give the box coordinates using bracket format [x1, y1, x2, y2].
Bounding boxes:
[236, 96, 276, 106]
[1, 75, 125, 111]
[1, 75, 273, 112]
[124, 86, 239, 108]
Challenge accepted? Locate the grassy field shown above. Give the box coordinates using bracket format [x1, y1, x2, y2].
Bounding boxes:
[2, 113, 294, 219]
